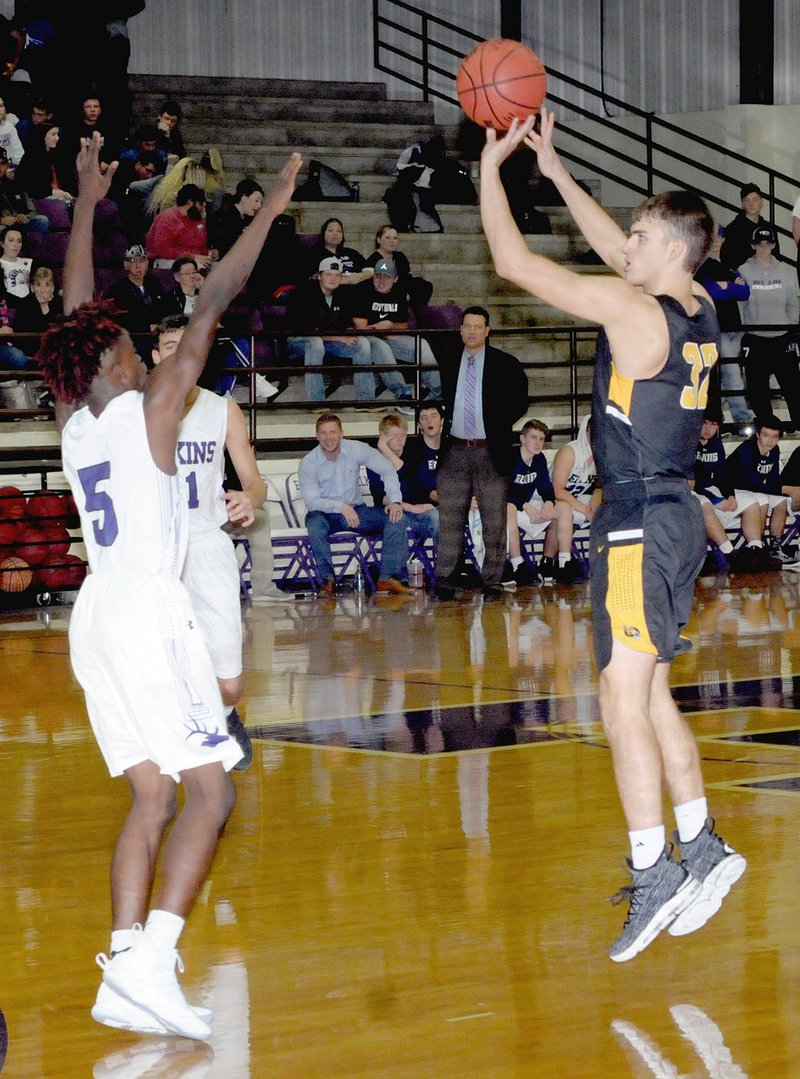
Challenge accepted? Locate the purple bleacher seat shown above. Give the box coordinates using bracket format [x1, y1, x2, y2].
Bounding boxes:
[33, 198, 71, 231]
[28, 230, 70, 265]
[94, 267, 124, 295]
[93, 199, 123, 231]
[92, 232, 128, 268]
[414, 302, 463, 329]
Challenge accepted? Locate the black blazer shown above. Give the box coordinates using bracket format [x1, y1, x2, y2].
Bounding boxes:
[438, 341, 529, 475]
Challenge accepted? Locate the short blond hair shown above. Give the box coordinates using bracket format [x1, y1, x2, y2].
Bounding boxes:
[378, 412, 408, 435]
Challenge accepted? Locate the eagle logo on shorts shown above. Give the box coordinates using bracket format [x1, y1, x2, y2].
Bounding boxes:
[623, 625, 641, 639]
[185, 717, 230, 747]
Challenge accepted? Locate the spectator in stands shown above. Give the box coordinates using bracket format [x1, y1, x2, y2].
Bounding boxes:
[147, 149, 227, 223]
[298, 411, 412, 597]
[119, 124, 167, 171]
[0, 225, 32, 297]
[64, 94, 116, 163]
[720, 183, 780, 272]
[210, 177, 264, 257]
[0, 278, 29, 370]
[115, 149, 164, 240]
[156, 256, 201, 319]
[14, 96, 54, 151]
[104, 242, 164, 333]
[3, 5, 58, 118]
[738, 224, 800, 431]
[433, 305, 528, 600]
[284, 255, 378, 405]
[250, 212, 307, 301]
[552, 413, 599, 525]
[694, 225, 753, 434]
[146, 182, 217, 270]
[0, 95, 24, 166]
[154, 99, 186, 163]
[779, 441, 800, 516]
[368, 411, 440, 548]
[351, 256, 440, 402]
[14, 122, 76, 203]
[0, 146, 48, 232]
[304, 217, 373, 285]
[384, 136, 446, 233]
[693, 405, 765, 573]
[727, 414, 800, 567]
[94, 6, 146, 140]
[504, 418, 581, 587]
[365, 224, 433, 307]
[10, 263, 61, 332]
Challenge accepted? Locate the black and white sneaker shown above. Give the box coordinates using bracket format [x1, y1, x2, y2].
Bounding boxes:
[227, 708, 253, 771]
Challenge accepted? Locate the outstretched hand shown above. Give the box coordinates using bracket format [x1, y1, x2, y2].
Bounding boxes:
[480, 115, 537, 172]
[522, 105, 561, 179]
[75, 132, 118, 202]
[264, 151, 304, 215]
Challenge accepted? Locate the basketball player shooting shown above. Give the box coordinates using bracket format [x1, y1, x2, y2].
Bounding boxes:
[479, 108, 745, 962]
[37, 133, 302, 1037]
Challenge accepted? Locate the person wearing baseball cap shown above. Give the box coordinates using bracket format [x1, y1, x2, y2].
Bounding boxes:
[737, 217, 800, 431]
[720, 181, 781, 272]
[103, 243, 165, 335]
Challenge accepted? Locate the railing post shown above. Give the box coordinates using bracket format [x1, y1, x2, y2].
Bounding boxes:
[569, 329, 579, 435]
[421, 13, 429, 102]
[372, 0, 380, 71]
[645, 113, 654, 196]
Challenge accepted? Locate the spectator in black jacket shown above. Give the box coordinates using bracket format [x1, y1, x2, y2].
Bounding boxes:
[103, 243, 165, 334]
[720, 183, 780, 273]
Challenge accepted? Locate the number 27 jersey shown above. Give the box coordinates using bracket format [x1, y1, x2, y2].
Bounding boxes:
[61, 390, 187, 577]
[591, 293, 720, 487]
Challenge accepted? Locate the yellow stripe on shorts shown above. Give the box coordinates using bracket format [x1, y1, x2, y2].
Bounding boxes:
[606, 542, 656, 654]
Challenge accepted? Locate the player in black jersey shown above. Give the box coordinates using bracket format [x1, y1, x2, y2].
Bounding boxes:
[479, 109, 745, 963]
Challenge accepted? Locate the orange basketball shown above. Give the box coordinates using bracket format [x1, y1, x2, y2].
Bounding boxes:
[456, 38, 547, 130]
[0, 556, 32, 592]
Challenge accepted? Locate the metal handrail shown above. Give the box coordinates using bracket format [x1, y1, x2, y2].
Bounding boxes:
[372, 0, 799, 248]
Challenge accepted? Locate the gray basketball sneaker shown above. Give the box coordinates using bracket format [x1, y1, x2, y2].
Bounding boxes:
[668, 818, 746, 936]
[609, 846, 701, 963]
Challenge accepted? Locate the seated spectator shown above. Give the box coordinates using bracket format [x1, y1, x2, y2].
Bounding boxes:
[209, 177, 263, 257]
[115, 149, 165, 241]
[0, 280, 28, 370]
[0, 94, 24, 166]
[693, 405, 765, 574]
[250, 211, 307, 301]
[154, 99, 186, 163]
[10, 263, 62, 339]
[118, 124, 168, 171]
[0, 146, 49, 233]
[145, 182, 217, 270]
[303, 216, 373, 285]
[14, 96, 55, 151]
[552, 413, 600, 526]
[285, 255, 380, 405]
[368, 411, 440, 548]
[14, 121, 76, 203]
[738, 225, 800, 431]
[727, 414, 800, 568]
[694, 225, 752, 433]
[103, 243, 165, 334]
[365, 223, 432, 307]
[156, 256, 202, 319]
[351, 256, 440, 402]
[146, 148, 227, 224]
[298, 412, 413, 597]
[63, 94, 116, 163]
[720, 183, 780, 272]
[0, 225, 32, 298]
[383, 136, 449, 233]
[503, 418, 581, 586]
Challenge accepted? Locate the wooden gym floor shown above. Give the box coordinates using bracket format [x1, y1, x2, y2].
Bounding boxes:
[1, 569, 799, 1077]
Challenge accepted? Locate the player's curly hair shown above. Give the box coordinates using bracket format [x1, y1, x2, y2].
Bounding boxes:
[36, 301, 126, 404]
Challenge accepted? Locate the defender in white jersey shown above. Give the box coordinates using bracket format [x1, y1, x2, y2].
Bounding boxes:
[153, 314, 267, 770]
[480, 110, 744, 964]
[37, 133, 302, 1040]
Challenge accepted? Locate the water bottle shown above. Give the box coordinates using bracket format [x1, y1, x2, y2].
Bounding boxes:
[353, 563, 366, 595]
[407, 556, 424, 589]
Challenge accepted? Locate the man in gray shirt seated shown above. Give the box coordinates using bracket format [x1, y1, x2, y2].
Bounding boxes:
[298, 412, 413, 597]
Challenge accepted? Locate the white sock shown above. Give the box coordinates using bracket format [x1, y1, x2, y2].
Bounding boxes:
[510, 556, 523, 570]
[225, 705, 234, 717]
[720, 541, 733, 554]
[558, 552, 570, 568]
[144, 909, 185, 951]
[110, 928, 135, 956]
[748, 540, 763, 549]
[674, 797, 708, 844]
[629, 825, 666, 869]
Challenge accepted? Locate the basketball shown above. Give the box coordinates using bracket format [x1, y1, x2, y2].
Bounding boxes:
[0, 555, 32, 592]
[456, 38, 547, 130]
[0, 485, 27, 521]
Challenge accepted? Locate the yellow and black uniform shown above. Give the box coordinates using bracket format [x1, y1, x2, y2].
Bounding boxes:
[590, 294, 720, 670]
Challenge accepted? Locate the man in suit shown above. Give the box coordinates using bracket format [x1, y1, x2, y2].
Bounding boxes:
[434, 305, 528, 599]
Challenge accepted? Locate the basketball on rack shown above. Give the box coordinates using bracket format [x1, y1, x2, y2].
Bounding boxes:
[0, 555, 32, 592]
[456, 38, 547, 129]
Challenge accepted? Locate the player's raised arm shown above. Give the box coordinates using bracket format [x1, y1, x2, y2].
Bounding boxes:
[62, 134, 118, 315]
[479, 116, 632, 326]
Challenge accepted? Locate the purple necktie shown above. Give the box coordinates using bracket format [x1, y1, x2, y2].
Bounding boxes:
[463, 355, 477, 439]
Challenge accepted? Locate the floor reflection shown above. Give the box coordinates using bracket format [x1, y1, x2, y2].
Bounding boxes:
[612, 1004, 747, 1078]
